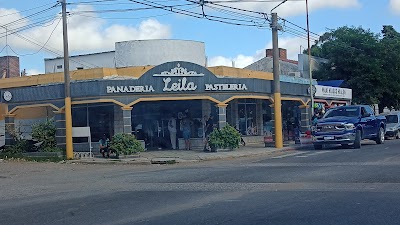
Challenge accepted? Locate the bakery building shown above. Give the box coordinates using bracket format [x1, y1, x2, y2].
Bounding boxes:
[0, 39, 350, 151]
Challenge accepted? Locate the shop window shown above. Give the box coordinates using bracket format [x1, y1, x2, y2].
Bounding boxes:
[282, 101, 301, 141]
[262, 101, 273, 136]
[238, 99, 257, 136]
[72, 104, 114, 142]
[131, 100, 202, 150]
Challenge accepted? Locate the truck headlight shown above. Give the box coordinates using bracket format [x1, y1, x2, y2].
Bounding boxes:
[344, 123, 355, 130]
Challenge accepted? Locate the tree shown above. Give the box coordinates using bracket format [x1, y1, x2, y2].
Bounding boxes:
[309, 26, 400, 111]
[378, 26, 400, 111]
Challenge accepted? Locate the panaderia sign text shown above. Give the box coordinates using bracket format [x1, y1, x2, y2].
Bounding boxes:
[106, 63, 248, 94]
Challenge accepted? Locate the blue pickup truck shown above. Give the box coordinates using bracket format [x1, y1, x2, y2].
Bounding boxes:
[312, 105, 386, 150]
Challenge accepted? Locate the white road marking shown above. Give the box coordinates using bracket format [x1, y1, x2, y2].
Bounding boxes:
[271, 152, 307, 159]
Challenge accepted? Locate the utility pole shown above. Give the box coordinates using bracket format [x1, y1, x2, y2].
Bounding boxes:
[5, 26, 9, 78]
[61, 0, 73, 159]
[271, 13, 283, 148]
[306, 0, 314, 119]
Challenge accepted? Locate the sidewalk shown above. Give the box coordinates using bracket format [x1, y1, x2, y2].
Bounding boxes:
[69, 142, 312, 165]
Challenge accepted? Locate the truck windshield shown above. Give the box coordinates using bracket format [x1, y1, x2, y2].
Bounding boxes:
[386, 115, 399, 123]
[323, 107, 360, 118]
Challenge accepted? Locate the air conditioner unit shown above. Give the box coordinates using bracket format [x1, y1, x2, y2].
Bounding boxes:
[288, 72, 301, 77]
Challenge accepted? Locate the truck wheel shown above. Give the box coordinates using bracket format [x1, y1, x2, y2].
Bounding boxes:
[354, 130, 361, 149]
[313, 144, 323, 150]
[376, 127, 385, 144]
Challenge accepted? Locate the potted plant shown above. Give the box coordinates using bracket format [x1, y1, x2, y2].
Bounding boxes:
[208, 124, 241, 152]
[109, 133, 145, 158]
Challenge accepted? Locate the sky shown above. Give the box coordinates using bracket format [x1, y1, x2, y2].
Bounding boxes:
[0, 0, 400, 75]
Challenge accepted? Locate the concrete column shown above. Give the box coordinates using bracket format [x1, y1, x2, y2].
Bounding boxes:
[55, 111, 66, 150]
[4, 114, 16, 147]
[217, 103, 228, 129]
[122, 107, 132, 134]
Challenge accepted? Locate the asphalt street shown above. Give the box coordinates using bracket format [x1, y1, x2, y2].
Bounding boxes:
[1, 139, 400, 225]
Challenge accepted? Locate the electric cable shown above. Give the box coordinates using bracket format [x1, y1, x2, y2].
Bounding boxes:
[6, 17, 62, 56]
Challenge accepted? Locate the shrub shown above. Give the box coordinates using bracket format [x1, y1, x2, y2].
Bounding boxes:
[31, 119, 57, 151]
[209, 124, 241, 150]
[5, 123, 29, 153]
[109, 133, 144, 156]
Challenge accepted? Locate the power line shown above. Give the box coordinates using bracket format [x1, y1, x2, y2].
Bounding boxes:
[0, 16, 60, 39]
[6, 17, 62, 56]
[1, 4, 60, 27]
[0, 45, 6, 54]
[0, 1, 58, 18]
[70, 2, 198, 14]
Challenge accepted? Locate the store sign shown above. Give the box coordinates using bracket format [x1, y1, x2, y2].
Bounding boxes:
[107, 85, 155, 93]
[153, 63, 204, 77]
[107, 63, 250, 94]
[314, 85, 352, 100]
[205, 83, 248, 91]
[163, 77, 197, 92]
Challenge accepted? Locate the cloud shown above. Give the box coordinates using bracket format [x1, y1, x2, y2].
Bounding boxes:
[0, 5, 171, 53]
[209, 36, 308, 68]
[25, 69, 43, 76]
[389, 0, 400, 15]
[216, 0, 361, 17]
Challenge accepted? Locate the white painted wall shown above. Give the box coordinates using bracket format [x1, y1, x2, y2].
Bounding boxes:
[115, 40, 206, 67]
[44, 51, 115, 74]
[44, 40, 207, 73]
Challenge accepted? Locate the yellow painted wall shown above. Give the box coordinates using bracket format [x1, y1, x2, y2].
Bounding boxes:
[207, 66, 273, 80]
[14, 106, 54, 120]
[0, 104, 7, 120]
[0, 65, 271, 89]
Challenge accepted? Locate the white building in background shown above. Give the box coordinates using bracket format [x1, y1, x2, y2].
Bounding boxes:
[44, 39, 206, 74]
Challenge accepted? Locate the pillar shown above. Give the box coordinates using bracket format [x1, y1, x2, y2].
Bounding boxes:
[122, 107, 132, 134]
[55, 111, 66, 150]
[4, 114, 16, 147]
[217, 103, 228, 129]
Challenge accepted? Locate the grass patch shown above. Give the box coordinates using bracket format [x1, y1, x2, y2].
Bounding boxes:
[0, 153, 66, 163]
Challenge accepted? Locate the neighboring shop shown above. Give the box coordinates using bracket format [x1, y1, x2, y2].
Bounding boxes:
[312, 84, 353, 116]
[1, 61, 316, 151]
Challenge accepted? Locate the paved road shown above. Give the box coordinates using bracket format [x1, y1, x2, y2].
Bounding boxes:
[1, 139, 400, 225]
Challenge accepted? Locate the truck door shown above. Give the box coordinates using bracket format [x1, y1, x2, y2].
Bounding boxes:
[361, 107, 375, 138]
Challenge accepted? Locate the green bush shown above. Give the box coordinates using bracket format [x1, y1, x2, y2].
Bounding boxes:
[31, 119, 57, 151]
[109, 133, 144, 156]
[4, 139, 29, 155]
[4, 123, 30, 153]
[209, 124, 241, 150]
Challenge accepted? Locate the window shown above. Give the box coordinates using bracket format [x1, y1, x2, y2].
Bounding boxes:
[323, 107, 360, 118]
[56, 65, 62, 69]
[365, 106, 375, 116]
[386, 115, 399, 123]
[72, 104, 114, 142]
[76, 67, 84, 70]
[238, 99, 257, 136]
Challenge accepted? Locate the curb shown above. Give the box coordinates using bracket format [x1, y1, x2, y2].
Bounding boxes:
[64, 144, 312, 165]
